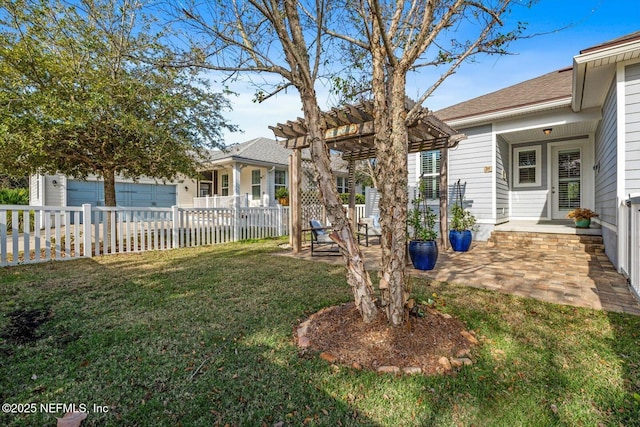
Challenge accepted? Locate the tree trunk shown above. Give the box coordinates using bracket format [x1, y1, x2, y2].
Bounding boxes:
[367, 13, 411, 326]
[375, 71, 410, 326]
[299, 87, 379, 323]
[103, 169, 117, 207]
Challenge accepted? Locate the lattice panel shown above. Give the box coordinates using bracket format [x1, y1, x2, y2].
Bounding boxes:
[301, 159, 323, 225]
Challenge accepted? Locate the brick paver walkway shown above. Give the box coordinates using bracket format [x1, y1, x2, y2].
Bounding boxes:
[280, 242, 640, 316]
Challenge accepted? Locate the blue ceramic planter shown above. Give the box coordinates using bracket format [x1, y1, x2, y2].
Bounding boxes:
[408, 240, 438, 270]
[449, 230, 473, 252]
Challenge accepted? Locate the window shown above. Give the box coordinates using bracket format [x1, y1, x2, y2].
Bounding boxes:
[275, 170, 286, 193]
[420, 150, 440, 199]
[514, 146, 541, 187]
[221, 174, 229, 196]
[251, 170, 261, 200]
[336, 176, 348, 193]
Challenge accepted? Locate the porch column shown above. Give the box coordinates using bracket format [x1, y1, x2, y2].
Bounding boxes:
[348, 159, 356, 229]
[290, 151, 302, 253]
[439, 147, 449, 250]
[232, 163, 241, 207]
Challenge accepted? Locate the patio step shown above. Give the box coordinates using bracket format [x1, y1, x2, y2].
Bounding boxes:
[487, 231, 604, 254]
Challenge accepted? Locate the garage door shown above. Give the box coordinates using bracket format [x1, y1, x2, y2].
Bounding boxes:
[67, 180, 176, 207]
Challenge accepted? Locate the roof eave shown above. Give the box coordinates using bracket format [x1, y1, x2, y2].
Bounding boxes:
[442, 97, 572, 129]
[572, 38, 640, 111]
[204, 156, 288, 169]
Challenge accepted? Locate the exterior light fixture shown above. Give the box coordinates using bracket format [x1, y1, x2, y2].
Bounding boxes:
[543, 128, 552, 135]
[184, 186, 189, 191]
[52, 179, 58, 187]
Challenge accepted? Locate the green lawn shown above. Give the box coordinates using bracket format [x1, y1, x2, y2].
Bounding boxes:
[1, 239, 639, 426]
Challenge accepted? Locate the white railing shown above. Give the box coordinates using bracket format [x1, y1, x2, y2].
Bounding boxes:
[193, 195, 250, 208]
[0, 204, 289, 267]
[344, 204, 366, 224]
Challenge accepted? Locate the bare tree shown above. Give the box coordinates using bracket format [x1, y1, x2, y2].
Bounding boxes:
[175, 0, 379, 322]
[176, 0, 532, 325]
[324, 0, 531, 325]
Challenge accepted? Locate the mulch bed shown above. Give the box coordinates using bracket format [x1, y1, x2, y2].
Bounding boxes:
[298, 302, 478, 375]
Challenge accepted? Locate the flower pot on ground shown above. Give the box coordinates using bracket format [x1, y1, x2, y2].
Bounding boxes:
[408, 240, 438, 270]
[275, 187, 289, 206]
[566, 208, 598, 228]
[407, 184, 438, 270]
[449, 182, 477, 252]
[448, 202, 476, 252]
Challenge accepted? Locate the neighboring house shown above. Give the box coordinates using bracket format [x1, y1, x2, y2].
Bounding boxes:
[197, 137, 358, 207]
[29, 137, 355, 208]
[409, 31, 640, 282]
[29, 173, 194, 208]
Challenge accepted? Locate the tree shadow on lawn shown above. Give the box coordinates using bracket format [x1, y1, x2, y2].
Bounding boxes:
[2, 242, 639, 425]
[0, 245, 381, 426]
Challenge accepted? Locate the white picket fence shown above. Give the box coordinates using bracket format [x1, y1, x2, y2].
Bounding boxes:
[0, 204, 289, 267]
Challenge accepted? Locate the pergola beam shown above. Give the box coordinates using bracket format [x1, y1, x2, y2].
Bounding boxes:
[270, 100, 466, 254]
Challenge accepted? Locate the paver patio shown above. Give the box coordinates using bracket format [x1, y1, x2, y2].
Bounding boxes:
[279, 241, 640, 316]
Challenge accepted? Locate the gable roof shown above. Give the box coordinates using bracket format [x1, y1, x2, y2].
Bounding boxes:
[435, 67, 573, 124]
[205, 137, 349, 174]
[207, 137, 290, 166]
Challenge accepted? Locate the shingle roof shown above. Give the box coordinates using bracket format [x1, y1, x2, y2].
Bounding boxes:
[207, 137, 291, 165]
[580, 31, 640, 54]
[205, 137, 349, 174]
[434, 67, 573, 122]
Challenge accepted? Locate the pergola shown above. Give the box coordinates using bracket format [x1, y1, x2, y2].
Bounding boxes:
[269, 100, 466, 253]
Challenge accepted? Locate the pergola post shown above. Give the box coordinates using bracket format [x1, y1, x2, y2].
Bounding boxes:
[289, 151, 302, 253]
[348, 159, 356, 229]
[439, 147, 449, 250]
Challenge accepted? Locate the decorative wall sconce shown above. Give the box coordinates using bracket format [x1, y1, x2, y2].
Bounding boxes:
[184, 186, 189, 191]
[52, 179, 58, 187]
[542, 128, 553, 135]
[593, 161, 600, 172]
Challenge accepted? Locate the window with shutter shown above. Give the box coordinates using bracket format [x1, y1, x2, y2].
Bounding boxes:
[514, 146, 541, 187]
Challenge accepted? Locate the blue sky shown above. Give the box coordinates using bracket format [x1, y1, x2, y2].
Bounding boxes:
[222, 0, 640, 145]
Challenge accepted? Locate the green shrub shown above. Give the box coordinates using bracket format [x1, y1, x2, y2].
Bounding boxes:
[0, 188, 32, 233]
[0, 188, 29, 205]
[339, 193, 365, 204]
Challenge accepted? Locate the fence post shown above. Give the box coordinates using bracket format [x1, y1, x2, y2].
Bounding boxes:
[233, 204, 240, 242]
[82, 204, 92, 258]
[172, 205, 180, 249]
[277, 205, 283, 236]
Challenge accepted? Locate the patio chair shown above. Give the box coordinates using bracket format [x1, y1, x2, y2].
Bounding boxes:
[357, 216, 382, 246]
[309, 219, 340, 256]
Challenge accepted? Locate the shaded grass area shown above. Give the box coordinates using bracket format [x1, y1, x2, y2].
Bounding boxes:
[0, 239, 639, 426]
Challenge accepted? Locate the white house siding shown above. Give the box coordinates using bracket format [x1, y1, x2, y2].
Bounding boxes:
[510, 142, 549, 218]
[626, 63, 640, 195]
[496, 136, 509, 222]
[29, 175, 43, 205]
[595, 76, 619, 268]
[44, 174, 65, 206]
[449, 124, 494, 239]
[595, 78, 618, 225]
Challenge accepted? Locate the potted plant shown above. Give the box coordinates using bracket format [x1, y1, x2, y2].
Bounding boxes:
[566, 207, 598, 228]
[449, 202, 477, 252]
[275, 187, 289, 206]
[407, 186, 438, 270]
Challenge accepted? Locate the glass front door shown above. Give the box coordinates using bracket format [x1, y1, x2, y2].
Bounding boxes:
[552, 146, 582, 219]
